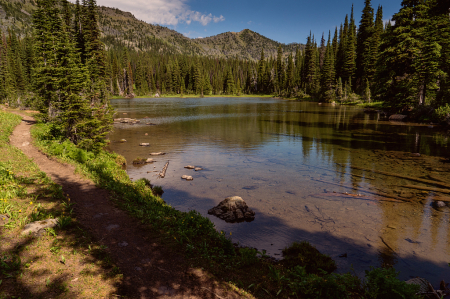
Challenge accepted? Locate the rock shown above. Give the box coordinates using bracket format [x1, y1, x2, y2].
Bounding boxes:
[118, 241, 128, 247]
[389, 114, 407, 121]
[145, 133, 148, 136]
[140, 143, 150, 146]
[194, 167, 203, 171]
[436, 201, 446, 208]
[146, 158, 154, 163]
[405, 277, 432, 294]
[186, 176, 193, 181]
[22, 142, 29, 147]
[154, 93, 160, 98]
[22, 219, 58, 236]
[119, 139, 127, 143]
[208, 196, 255, 223]
[184, 165, 195, 169]
[181, 175, 188, 179]
[132, 158, 146, 165]
[150, 152, 166, 156]
[106, 224, 119, 231]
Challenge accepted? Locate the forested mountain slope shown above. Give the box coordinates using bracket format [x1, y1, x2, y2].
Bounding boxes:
[0, 0, 303, 60]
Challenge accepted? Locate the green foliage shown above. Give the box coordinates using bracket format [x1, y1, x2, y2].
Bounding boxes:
[363, 267, 421, 299]
[435, 103, 450, 122]
[281, 241, 337, 275]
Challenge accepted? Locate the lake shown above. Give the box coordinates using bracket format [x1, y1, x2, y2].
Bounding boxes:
[108, 97, 450, 282]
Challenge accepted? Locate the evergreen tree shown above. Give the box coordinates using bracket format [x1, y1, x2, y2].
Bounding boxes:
[355, 0, 374, 92]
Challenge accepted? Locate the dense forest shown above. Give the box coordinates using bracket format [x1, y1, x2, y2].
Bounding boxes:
[1, 0, 450, 140]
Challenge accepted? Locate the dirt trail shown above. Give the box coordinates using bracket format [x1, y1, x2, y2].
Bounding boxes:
[9, 112, 242, 299]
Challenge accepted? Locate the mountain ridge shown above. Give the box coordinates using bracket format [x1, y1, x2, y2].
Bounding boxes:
[0, 0, 303, 60]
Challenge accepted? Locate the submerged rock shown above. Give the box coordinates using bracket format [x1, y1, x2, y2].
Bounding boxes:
[208, 196, 255, 223]
[150, 152, 166, 156]
[436, 201, 446, 208]
[389, 114, 407, 121]
[194, 167, 203, 171]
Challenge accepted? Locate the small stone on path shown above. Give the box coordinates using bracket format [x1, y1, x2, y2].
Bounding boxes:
[106, 224, 119, 231]
[22, 219, 58, 236]
[118, 241, 128, 247]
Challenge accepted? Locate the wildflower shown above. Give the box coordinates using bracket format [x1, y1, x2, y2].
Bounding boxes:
[30, 202, 33, 205]
[19, 210, 22, 212]
[230, 232, 232, 235]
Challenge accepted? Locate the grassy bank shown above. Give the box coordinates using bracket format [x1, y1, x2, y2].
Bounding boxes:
[28, 116, 422, 298]
[0, 110, 123, 298]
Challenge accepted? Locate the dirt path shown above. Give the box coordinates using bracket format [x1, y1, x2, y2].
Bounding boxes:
[9, 112, 242, 299]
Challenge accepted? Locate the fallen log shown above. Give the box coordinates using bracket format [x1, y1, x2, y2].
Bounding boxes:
[399, 184, 450, 195]
[310, 192, 404, 203]
[159, 162, 169, 178]
[312, 179, 411, 202]
[336, 164, 450, 190]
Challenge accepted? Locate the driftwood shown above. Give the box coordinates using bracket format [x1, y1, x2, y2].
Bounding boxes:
[303, 163, 375, 180]
[399, 184, 450, 195]
[313, 179, 410, 202]
[159, 162, 169, 178]
[336, 164, 450, 190]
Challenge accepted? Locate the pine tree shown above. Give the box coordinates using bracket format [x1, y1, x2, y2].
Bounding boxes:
[355, 0, 374, 92]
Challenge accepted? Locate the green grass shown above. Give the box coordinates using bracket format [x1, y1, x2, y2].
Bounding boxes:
[29, 117, 424, 299]
[0, 111, 122, 298]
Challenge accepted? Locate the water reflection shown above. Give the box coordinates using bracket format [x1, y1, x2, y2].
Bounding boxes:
[108, 97, 450, 282]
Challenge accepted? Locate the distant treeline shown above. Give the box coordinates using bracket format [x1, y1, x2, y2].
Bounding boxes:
[1, 0, 450, 120]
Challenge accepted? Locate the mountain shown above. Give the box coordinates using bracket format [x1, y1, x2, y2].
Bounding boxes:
[0, 0, 303, 60]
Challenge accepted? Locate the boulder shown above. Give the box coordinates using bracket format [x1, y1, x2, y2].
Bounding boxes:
[208, 196, 255, 223]
[22, 219, 58, 236]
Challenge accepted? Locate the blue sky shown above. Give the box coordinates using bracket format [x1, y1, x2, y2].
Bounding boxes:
[96, 0, 402, 44]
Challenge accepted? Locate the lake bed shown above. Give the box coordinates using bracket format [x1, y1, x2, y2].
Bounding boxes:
[108, 97, 450, 282]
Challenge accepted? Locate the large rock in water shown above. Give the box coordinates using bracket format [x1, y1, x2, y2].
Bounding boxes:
[208, 196, 255, 222]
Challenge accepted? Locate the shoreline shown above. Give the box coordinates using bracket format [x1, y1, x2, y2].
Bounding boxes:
[1, 106, 436, 298]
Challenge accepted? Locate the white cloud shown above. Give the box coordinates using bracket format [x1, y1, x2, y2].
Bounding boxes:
[96, 0, 225, 26]
[247, 21, 252, 25]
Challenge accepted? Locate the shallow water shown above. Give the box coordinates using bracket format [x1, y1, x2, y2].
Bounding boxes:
[108, 97, 450, 282]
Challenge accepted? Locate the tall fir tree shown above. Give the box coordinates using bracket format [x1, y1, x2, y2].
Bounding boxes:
[355, 0, 374, 92]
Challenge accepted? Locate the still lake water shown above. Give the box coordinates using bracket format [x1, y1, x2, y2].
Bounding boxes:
[108, 97, 450, 282]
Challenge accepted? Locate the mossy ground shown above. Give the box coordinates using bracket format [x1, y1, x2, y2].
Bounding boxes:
[0, 110, 123, 298]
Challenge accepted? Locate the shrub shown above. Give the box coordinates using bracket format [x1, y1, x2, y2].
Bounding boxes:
[363, 267, 421, 299]
[280, 241, 337, 275]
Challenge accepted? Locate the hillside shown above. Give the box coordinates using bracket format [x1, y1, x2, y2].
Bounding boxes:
[0, 0, 303, 60]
